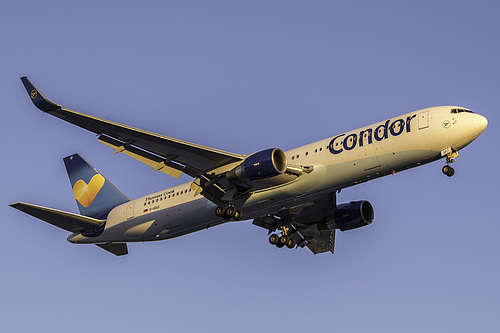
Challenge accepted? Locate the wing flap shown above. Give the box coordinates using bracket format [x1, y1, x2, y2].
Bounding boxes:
[98, 134, 185, 178]
[10, 202, 105, 232]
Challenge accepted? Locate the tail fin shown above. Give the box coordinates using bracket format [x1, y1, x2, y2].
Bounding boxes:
[63, 154, 129, 219]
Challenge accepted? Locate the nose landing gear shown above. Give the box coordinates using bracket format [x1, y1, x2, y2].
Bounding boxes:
[441, 147, 459, 177]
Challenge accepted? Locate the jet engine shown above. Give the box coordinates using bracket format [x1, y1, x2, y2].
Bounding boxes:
[334, 201, 374, 231]
[226, 148, 287, 181]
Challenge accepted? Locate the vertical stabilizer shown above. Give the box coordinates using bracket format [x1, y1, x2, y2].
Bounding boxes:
[63, 154, 129, 219]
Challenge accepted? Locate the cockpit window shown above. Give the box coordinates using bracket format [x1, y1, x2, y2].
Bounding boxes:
[451, 108, 474, 114]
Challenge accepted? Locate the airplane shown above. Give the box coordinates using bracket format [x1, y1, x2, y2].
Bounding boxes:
[10, 77, 488, 256]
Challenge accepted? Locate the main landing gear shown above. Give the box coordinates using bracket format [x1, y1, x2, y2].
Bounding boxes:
[269, 226, 296, 249]
[442, 147, 459, 177]
[215, 205, 243, 221]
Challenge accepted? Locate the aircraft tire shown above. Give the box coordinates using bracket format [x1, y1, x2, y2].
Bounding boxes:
[442, 165, 455, 177]
[286, 238, 296, 249]
[224, 206, 236, 219]
[215, 206, 225, 217]
[269, 234, 279, 245]
[233, 209, 243, 221]
[278, 235, 289, 246]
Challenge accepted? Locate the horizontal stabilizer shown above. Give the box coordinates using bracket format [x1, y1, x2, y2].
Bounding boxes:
[96, 243, 128, 256]
[10, 202, 105, 232]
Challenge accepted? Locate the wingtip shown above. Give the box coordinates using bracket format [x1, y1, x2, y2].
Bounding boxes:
[20, 77, 61, 112]
[9, 202, 27, 211]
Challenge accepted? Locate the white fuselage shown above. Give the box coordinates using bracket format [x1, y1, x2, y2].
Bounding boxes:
[68, 106, 487, 244]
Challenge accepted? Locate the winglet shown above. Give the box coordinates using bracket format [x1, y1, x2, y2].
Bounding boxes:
[20, 76, 61, 112]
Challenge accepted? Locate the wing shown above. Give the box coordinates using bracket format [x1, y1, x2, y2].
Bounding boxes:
[21, 77, 245, 179]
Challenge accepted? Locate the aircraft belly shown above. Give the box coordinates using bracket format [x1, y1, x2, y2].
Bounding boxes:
[157, 200, 223, 239]
[83, 212, 164, 243]
[122, 219, 158, 239]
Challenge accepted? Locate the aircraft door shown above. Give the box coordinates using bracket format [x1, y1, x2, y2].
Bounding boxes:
[126, 202, 135, 220]
[357, 131, 381, 171]
[418, 111, 429, 129]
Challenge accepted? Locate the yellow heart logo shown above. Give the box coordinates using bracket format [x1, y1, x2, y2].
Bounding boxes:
[72, 174, 105, 207]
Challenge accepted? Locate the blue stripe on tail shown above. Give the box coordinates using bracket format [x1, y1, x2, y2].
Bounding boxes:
[63, 154, 129, 219]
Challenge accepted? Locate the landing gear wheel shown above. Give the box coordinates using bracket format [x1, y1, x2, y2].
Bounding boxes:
[269, 234, 279, 245]
[215, 206, 225, 217]
[278, 235, 289, 247]
[233, 209, 243, 221]
[223, 206, 235, 220]
[286, 238, 296, 249]
[442, 165, 455, 177]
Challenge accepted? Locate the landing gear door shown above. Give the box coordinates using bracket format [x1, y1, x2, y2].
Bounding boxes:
[418, 111, 429, 129]
[126, 202, 135, 220]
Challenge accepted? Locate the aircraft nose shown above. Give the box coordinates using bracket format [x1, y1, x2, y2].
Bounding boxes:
[473, 114, 488, 135]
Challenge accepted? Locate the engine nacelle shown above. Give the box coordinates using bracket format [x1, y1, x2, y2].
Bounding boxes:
[334, 201, 374, 231]
[227, 148, 287, 181]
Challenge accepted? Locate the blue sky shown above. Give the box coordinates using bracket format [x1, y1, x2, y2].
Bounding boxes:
[2, 1, 499, 332]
